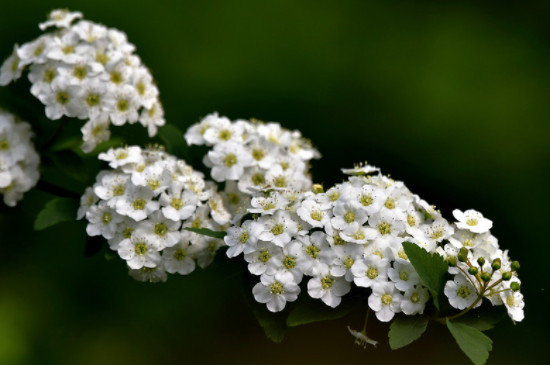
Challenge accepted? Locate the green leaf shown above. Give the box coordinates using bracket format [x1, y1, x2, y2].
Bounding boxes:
[251, 303, 287, 343]
[183, 227, 226, 239]
[455, 304, 507, 331]
[34, 197, 79, 231]
[48, 150, 88, 182]
[447, 319, 493, 365]
[402, 241, 448, 310]
[158, 124, 188, 158]
[389, 315, 429, 350]
[286, 294, 356, 327]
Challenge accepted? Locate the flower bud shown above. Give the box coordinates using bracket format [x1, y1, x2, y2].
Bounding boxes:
[481, 272, 492, 282]
[511, 261, 520, 271]
[510, 282, 520, 291]
[491, 258, 501, 271]
[468, 267, 479, 276]
[458, 248, 469, 262]
[447, 256, 457, 267]
[502, 272, 512, 281]
[312, 184, 324, 194]
[477, 257, 486, 267]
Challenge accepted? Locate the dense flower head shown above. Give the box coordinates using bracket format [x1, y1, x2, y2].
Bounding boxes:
[0, 9, 165, 152]
[78, 145, 230, 282]
[185, 112, 320, 202]
[0, 109, 40, 206]
[225, 162, 524, 324]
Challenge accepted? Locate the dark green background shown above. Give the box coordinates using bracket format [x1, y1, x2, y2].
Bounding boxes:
[0, 1, 548, 364]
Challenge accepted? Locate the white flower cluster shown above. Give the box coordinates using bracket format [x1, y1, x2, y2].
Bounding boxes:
[440, 209, 524, 322]
[0, 9, 165, 152]
[0, 110, 40, 206]
[78, 145, 230, 282]
[225, 164, 524, 324]
[185, 112, 320, 207]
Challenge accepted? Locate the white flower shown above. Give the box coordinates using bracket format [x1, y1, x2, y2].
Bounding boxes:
[206, 141, 254, 182]
[331, 200, 368, 234]
[93, 172, 129, 207]
[250, 210, 298, 248]
[141, 211, 181, 249]
[368, 281, 403, 322]
[39, 9, 83, 30]
[162, 236, 196, 275]
[252, 272, 300, 312]
[98, 146, 143, 169]
[341, 163, 380, 176]
[159, 184, 199, 222]
[244, 242, 282, 276]
[500, 291, 524, 322]
[117, 230, 162, 269]
[0, 46, 23, 86]
[295, 232, 334, 277]
[115, 185, 159, 221]
[81, 116, 111, 153]
[453, 209, 493, 234]
[307, 268, 351, 308]
[296, 196, 332, 228]
[85, 203, 123, 239]
[388, 261, 420, 291]
[224, 220, 258, 258]
[444, 274, 482, 310]
[352, 255, 390, 288]
[401, 286, 430, 315]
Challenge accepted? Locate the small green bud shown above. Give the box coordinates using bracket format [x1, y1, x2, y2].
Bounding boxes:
[458, 248, 469, 262]
[510, 282, 520, 291]
[446, 256, 457, 267]
[468, 266, 479, 275]
[511, 261, 520, 271]
[477, 257, 486, 267]
[312, 184, 324, 194]
[491, 258, 501, 271]
[502, 272, 512, 281]
[481, 272, 492, 282]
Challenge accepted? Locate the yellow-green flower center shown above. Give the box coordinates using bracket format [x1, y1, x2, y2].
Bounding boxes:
[102, 212, 112, 224]
[283, 256, 296, 269]
[344, 211, 355, 223]
[239, 231, 249, 243]
[132, 198, 146, 210]
[174, 249, 187, 261]
[367, 267, 379, 280]
[171, 198, 183, 210]
[258, 249, 271, 263]
[134, 242, 148, 255]
[360, 194, 373, 206]
[306, 245, 320, 259]
[310, 211, 322, 221]
[457, 285, 470, 298]
[385, 198, 395, 209]
[399, 271, 409, 281]
[378, 222, 391, 235]
[154, 223, 168, 236]
[73, 65, 87, 80]
[270, 282, 284, 295]
[224, 153, 237, 167]
[252, 173, 265, 185]
[252, 149, 265, 161]
[218, 129, 232, 141]
[56, 91, 70, 105]
[381, 294, 393, 305]
[271, 223, 284, 236]
[321, 275, 334, 290]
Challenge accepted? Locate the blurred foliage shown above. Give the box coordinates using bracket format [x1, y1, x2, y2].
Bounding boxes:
[1, 0, 549, 364]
